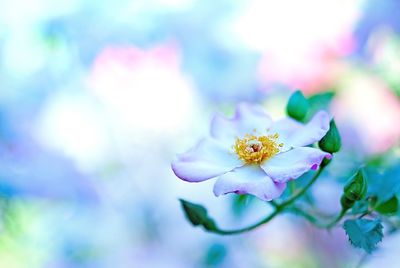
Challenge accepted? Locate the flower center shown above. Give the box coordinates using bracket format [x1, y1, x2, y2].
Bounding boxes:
[234, 133, 283, 164]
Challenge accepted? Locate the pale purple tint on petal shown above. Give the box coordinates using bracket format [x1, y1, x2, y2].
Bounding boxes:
[213, 165, 287, 201]
[270, 111, 330, 148]
[210, 103, 273, 144]
[261, 147, 331, 183]
[172, 138, 243, 182]
[268, 117, 302, 151]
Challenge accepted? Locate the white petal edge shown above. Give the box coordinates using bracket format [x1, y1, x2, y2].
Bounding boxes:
[172, 138, 243, 182]
[210, 103, 273, 145]
[271, 110, 330, 148]
[261, 147, 331, 183]
[213, 165, 287, 201]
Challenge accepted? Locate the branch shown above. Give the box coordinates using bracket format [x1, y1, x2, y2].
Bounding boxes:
[207, 165, 328, 235]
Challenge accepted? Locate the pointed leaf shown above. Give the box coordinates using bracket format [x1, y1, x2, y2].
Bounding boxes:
[343, 219, 383, 253]
[305, 91, 335, 121]
[375, 195, 398, 215]
[179, 199, 217, 231]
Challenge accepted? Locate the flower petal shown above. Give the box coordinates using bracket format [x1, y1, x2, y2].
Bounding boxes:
[172, 138, 242, 182]
[213, 165, 287, 201]
[271, 111, 330, 148]
[210, 103, 273, 144]
[261, 147, 331, 183]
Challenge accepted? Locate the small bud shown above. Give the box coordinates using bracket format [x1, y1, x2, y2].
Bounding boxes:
[343, 168, 368, 202]
[319, 119, 341, 153]
[341, 195, 356, 210]
[179, 199, 217, 231]
[286, 90, 309, 121]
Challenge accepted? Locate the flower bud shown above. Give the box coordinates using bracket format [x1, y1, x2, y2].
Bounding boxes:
[341, 195, 356, 210]
[286, 90, 309, 121]
[343, 168, 368, 202]
[318, 119, 341, 153]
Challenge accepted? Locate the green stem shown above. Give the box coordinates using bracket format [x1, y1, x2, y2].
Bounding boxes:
[325, 208, 347, 228]
[270, 200, 279, 207]
[209, 166, 327, 235]
[289, 206, 324, 227]
[211, 208, 281, 235]
[280, 167, 324, 207]
[290, 206, 347, 228]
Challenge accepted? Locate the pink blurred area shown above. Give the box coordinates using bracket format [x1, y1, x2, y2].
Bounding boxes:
[332, 68, 400, 154]
[90, 43, 181, 73]
[258, 38, 354, 93]
[1, 0, 400, 267]
[247, 0, 359, 93]
[87, 43, 198, 135]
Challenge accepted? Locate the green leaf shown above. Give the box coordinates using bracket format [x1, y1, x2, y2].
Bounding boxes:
[351, 200, 369, 215]
[343, 219, 383, 253]
[179, 199, 217, 231]
[366, 164, 400, 204]
[375, 195, 398, 215]
[351, 197, 377, 215]
[305, 91, 335, 121]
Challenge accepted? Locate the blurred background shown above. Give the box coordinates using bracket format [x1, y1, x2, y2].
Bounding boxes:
[0, 0, 399, 267]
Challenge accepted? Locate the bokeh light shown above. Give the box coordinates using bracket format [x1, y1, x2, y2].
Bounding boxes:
[0, 0, 399, 267]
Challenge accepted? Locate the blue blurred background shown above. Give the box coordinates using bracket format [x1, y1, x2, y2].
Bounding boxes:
[0, 0, 399, 267]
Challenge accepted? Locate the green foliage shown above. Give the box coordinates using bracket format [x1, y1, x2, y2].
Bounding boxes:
[351, 200, 369, 215]
[343, 219, 383, 253]
[305, 91, 335, 121]
[178, 158, 397, 254]
[286, 90, 309, 121]
[179, 199, 217, 231]
[366, 164, 400, 204]
[351, 197, 377, 215]
[375, 195, 398, 215]
[318, 120, 341, 153]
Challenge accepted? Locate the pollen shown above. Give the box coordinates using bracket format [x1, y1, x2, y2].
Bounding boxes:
[234, 133, 283, 164]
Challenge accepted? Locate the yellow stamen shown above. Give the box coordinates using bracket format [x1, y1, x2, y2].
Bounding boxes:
[234, 133, 283, 164]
